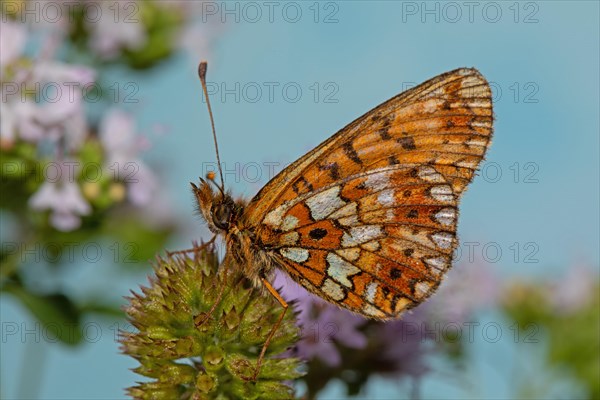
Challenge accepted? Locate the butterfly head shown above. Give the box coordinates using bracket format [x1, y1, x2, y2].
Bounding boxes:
[192, 178, 240, 234]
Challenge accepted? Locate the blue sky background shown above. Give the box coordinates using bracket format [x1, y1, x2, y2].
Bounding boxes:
[2, 1, 599, 398]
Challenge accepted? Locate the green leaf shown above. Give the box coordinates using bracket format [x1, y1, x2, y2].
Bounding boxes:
[4, 283, 83, 346]
[79, 302, 124, 318]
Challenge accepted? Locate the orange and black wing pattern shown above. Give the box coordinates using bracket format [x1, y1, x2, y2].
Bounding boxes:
[243, 68, 493, 319]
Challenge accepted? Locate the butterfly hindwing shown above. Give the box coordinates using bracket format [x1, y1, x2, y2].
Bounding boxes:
[243, 68, 493, 318]
[257, 166, 458, 319]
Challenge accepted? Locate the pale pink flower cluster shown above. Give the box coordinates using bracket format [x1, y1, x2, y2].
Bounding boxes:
[1, 18, 154, 231]
[99, 108, 158, 207]
[28, 160, 91, 231]
[426, 260, 501, 323]
[272, 271, 368, 367]
[1, 19, 95, 230]
[1, 19, 94, 148]
[1, 2, 223, 232]
[84, 1, 147, 59]
[548, 264, 597, 314]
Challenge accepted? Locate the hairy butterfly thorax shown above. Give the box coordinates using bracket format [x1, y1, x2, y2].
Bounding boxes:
[191, 178, 274, 288]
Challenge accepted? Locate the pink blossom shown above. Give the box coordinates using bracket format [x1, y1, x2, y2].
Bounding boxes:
[0, 19, 27, 69]
[5, 90, 88, 150]
[32, 60, 95, 87]
[176, 2, 226, 60]
[99, 109, 139, 157]
[273, 272, 367, 367]
[127, 163, 158, 206]
[85, 2, 146, 59]
[550, 264, 597, 314]
[426, 260, 500, 323]
[99, 109, 158, 206]
[29, 161, 91, 231]
[2, 44, 95, 149]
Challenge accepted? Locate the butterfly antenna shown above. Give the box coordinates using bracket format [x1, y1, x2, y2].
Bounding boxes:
[198, 61, 225, 195]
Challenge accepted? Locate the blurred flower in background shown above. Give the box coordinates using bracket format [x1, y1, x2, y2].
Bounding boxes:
[0, 0, 224, 366]
[501, 264, 600, 399]
[282, 276, 368, 367]
[28, 159, 91, 231]
[273, 259, 598, 399]
[273, 268, 474, 398]
[99, 108, 158, 207]
[85, 1, 147, 60]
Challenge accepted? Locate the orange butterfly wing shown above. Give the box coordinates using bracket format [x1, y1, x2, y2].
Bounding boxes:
[243, 68, 493, 319]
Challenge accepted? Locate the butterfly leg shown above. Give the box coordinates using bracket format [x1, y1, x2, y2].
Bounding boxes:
[194, 283, 224, 328]
[244, 277, 289, 381]
[194, 261, 232, 328]
[166, 236, 217, 257]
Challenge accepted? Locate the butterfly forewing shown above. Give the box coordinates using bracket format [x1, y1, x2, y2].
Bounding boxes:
[243, 68, 493, 319]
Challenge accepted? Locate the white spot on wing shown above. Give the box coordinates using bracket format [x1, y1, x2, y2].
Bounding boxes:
[434, 208, 456, 226]
[415, 281, 432, 297]
[322, 278, 345, 301]
[365, 282, 378, 303]
[326, 252, 361, 287]
[470, 120, 491, 128]
[378, 189, 395, 206]
[460, 75, 481, 86]
[365, 171, 391, 191]
[264, 205, 287, 228]
[431, 232, 454, 249]
[329, 202, 357, 219]
[456, 159, 478, 168]
[280, 232, 299, 246]
[362, 303, 385, 318]
[281, 215, 299, 231]
[418, 166, 444, 182]
[342, 225, 383, 247]
[280, 247, 309, 263]
[467, 100, 490, 109]
[338, 215, 360, 226]
[424, 256, 447, 272]
[305, 186, 346, 220]
[467, 137, 488, 147]
[430, 185, 454, 202]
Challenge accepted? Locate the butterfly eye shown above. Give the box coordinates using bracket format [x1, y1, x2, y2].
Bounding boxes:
[212, 203, 231, 230]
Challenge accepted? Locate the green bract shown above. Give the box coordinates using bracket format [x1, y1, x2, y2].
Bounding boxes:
[121, 247, 304, 399]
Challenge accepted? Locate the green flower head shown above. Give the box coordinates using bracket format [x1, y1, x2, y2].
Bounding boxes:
[120, 245, 304, 399]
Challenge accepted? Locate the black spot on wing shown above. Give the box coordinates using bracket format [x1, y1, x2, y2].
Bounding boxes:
[319, 162, 340, 180]
[292, 176, 314, 194]
[309, 228, 328, 240]
[407, 209, 419, 219]
[343, 142, 363, 165]
[397, 136, 417, 150]
[388, 156, 400, 165]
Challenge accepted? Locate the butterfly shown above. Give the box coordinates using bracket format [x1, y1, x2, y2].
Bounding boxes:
[191, 63, 493, 379]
